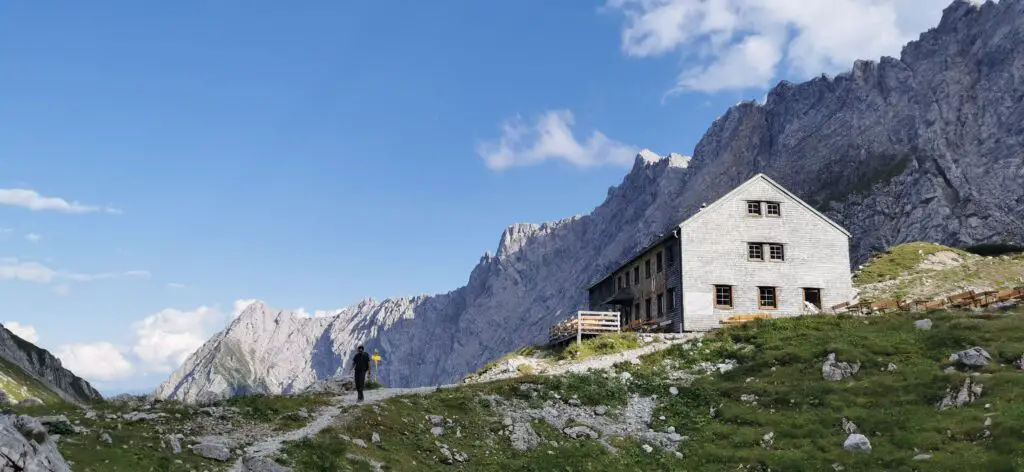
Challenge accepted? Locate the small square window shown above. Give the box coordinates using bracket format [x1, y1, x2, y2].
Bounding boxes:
[758, 286, 778, 309]
[766, 202, 781, 216]
[748, 243, 764, 261]
[714, 285, 733, 308]
[747, 201, 762, 215]
[768, 244, 785, 261]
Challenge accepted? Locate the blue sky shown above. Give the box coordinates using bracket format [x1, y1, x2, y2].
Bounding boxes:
[0, 0, 953, 394]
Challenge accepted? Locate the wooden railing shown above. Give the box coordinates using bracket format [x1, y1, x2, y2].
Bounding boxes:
[548, 311, 621, 345]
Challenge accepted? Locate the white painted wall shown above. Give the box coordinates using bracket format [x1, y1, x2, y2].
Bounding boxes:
[679, 176, 853, 331]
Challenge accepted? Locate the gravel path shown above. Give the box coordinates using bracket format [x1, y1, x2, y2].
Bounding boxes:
[227, 385, 457, 471]
[227, 334, 702, 470]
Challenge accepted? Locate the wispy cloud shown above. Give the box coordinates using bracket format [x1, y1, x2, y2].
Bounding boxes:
[0, 259, 150, 285]
[166, 282, 188, 289]
[0, 188, 121, 214]
[52, 284, 71, 296]
[603, 0, 955, 94]
[24, 233, 42, 243]
[477, 109, 639, 171]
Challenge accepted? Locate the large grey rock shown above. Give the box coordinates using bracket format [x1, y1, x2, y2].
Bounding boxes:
[1, 413, 71, 471]
[914, 319, 933, 330]
[937, 377, 984, 410]
[822, 353, 861, 381]
[155, 0, 1024, 402]
[191, 442, 231, 461]
[843, 434, 872, 453]
[508, 422, 541, 451]
[951, 347, 992, 367]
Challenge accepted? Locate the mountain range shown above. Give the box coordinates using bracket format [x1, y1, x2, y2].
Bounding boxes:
[155, 0, 1024, 403]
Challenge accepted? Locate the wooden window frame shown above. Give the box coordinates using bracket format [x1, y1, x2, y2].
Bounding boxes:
[633, 266, 640, 285]
[666, 245, 675, 267]
[746, 200, 762, 216]
[758, 286, 778, 310]
[667, 287, 676, 311]
[765, 201, 781, 217]
[768, 243, 785, 262]
[747, 242, 764, 261]
[656, 251, 663, 273]
[714, 285, 733, 309]
[645, 259, 652, 279]
[657, 293, 665, 316]
[803, 287, 822, 309]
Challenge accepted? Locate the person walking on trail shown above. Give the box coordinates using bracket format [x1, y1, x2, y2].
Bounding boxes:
[350, 345, 371, 402]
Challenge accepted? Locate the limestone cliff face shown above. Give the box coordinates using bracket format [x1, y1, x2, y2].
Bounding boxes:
[155, 0, 1024, 402]
[0, 324, 102, 404]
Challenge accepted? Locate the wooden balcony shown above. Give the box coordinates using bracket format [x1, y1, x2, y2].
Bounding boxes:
[548, 311, 621, 346]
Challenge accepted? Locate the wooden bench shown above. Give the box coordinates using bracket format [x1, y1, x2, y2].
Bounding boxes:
[721, 313, 773, 325]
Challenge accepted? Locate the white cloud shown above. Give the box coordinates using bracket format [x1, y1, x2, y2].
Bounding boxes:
[4, 321, 39, 343]
[233, 299, 259, 318]
[56, 342, 134, 381]
[0, 259, 150, 285]
[24, 233, 42, 243]
[604, 0, 955, 93]
[0, 228, 11, 235]
[0, 188, 121, 214]
[166, 282, 188, 289]
[476, 109, 639, 170]
[52, 284, 71, 296]
[131, 306, 222, 373]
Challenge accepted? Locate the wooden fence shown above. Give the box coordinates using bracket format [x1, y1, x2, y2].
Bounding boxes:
[831, 286, 1024, 315]
[548, 311, 621, 346]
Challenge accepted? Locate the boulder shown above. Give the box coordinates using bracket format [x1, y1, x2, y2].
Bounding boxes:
[914, 319, 933, 330]
[822, 353, 860, 381]
[1, 413, 71, 471]
[937, 378, 983, 410]
[191, 442, 231, 461]
[950, 347, 991, 367]
[843, 434, 871, 453]
[508, 422, 541, 451]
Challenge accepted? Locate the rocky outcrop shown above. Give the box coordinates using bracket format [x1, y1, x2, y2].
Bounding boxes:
[0, 414, 72, 471]
[156, 0, 1024, 402]
[0, 323, 102, 404]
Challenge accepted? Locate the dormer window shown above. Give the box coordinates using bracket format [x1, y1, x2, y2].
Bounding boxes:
[746, 201, 761, 215]
[766, 201, 781, 217]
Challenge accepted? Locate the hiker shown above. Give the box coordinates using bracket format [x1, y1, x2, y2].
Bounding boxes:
[350, 345, 371, 402]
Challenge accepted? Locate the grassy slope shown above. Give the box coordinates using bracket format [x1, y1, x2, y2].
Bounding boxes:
[854, 242, 1024, 302]
[0, 355, 64, 404]
[282, 308, 1024, 472]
